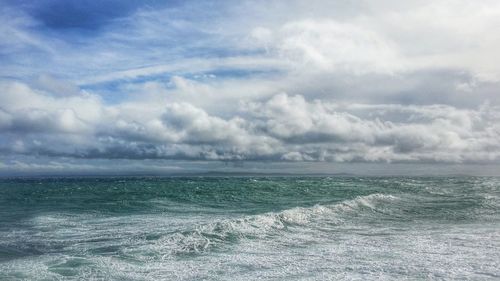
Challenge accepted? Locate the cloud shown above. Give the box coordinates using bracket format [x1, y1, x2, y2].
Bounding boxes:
[243, 93, 500, 163]
[1, 0, 500, 173]
[251, 19, 401, 74]
[1, 81, 499, 164]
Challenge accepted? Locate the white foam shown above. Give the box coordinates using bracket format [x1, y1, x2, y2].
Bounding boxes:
[139, 193, 400, 256]
[336, 193, 399, 211]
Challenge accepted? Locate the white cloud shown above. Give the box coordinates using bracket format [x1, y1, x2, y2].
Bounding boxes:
[1, 81, 499, 164]
[251, 19, 401, 74]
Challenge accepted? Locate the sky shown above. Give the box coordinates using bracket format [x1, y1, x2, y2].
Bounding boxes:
[1, 0, 500, 175]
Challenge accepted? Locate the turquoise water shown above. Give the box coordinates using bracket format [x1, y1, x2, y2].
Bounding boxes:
[0, 176, 499, 280]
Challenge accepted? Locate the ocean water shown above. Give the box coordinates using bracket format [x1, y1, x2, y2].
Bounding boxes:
[0, 176, 499, 280]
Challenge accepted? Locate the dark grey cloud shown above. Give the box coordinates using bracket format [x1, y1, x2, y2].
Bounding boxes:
[280, 69, 500, 108]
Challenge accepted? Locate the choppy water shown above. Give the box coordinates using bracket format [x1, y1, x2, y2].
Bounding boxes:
[0, 176, 499, 280]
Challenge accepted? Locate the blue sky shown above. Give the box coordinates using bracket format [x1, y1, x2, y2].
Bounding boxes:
[1, 0, 500, 175]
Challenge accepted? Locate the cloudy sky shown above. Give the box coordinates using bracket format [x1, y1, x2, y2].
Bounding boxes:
[1, 0, 500, 175]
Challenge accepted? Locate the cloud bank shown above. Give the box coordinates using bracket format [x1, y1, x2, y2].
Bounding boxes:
[1, 80, 499, 164]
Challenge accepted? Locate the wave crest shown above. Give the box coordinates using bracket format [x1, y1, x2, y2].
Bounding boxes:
[152, 193, 399, 255]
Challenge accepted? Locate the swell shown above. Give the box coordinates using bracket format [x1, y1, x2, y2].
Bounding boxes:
[148, 193, 400, 256]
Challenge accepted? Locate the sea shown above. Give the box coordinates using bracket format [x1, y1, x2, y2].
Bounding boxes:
[0, 176, 499, 280]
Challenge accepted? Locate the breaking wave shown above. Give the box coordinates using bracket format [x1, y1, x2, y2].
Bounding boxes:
[154, 193, 399, 255]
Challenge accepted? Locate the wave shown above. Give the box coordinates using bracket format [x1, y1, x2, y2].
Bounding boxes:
[1, 193, 401, 261]
[153, 193, 399, 255]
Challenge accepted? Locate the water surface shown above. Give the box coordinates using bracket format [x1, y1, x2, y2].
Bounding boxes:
[0, 176, 499, 280]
